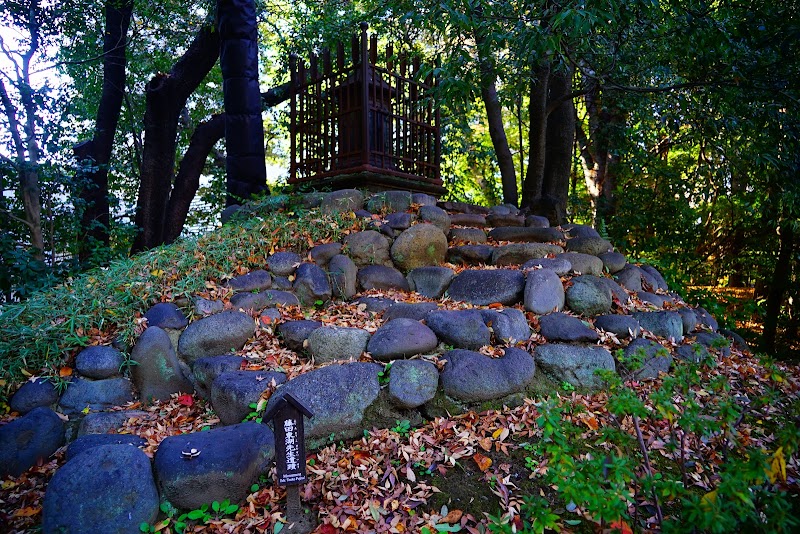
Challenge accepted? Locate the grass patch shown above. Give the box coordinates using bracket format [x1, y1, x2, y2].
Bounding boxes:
[0, 196, 354, 402]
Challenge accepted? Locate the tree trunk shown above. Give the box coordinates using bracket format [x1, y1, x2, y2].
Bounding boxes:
[762, 217, 795, 355]
[163, 114, 226, 244]
[74, 0, 133, 262]
[521, 63, 550, 208]
[131, 25, 220, 254]
[218, 0, 268, 206]
[540, 66, 574, 226]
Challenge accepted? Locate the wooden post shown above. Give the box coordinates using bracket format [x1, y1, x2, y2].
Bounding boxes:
[360, 22, 370, 168]
[264, 393, 315, 532]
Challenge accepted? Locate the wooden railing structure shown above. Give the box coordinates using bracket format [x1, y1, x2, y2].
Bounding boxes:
[288, 23, 444, 195]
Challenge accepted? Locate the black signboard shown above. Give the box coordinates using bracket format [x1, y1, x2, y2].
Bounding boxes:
[264, 393, 313, 486]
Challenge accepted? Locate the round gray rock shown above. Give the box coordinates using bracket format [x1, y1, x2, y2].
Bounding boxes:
[0, 407, 64, 478]
[446, 245, 495, 265]
[308, 326, 371, 363]
[491, 243, 564, 266]
[211, 370, 288, 425]
[227, 269, 273, 292]
[328, 253, 358, 299]
[450, 227, 487, 243]
[293, 262, 332, 305]
[534, 344, 615, 389]
[264, 362, 381, 445]
[447, 269, 525, 306]
[9, 377, 59, 415]
[367, 190, 412, 213]
[426, 310, 491, 350]
[565, 236, 613, 256]
[357, 265, 410, 291]
[58, 378, 135, 416]
[144, 302, 189, 330]
[191, 355, 246, 399]
[368, 318, 438, 360]
[441, 348, 535, 402]
[321, 188, 364, 214]
[66, 434, 148, 461]
[557, 252, 604, 276]
[310, 242, 342, 267]
[488, 227, 564, 243]
[539, 312, 599, 342]
[525, 215, 550, 228]
[131, 326, 194, 402]
[154, 423, 275, 510]
[406, 266, 455, 299]
[78, 410, 150, 437]
[178, 311, 255, 363]
[276, 320, 323, 352]
[391, 223, 448, 272]
[268, 251, 302, 276]
[522, 257, 572, 276]
[388, 360, 440, 409]
[677, 308, 698, 334]
[524, 268, 565, 314]
[598, 252, 627, 274]
[383, 302, 439, 322]
[343, 230, 392, 267]
[566, 275, 613, 316]
[418, 205, 451, 233]
[594, 314, 640, 338]
[230, 290, 300, 311]
[480, 308, 531, 344]
[633, 310, 684, 342]
[43, 444, 158, 533]
[412, 193, 438, 206]
[75, 346, 125, 379]
[622, 338, 673, 378]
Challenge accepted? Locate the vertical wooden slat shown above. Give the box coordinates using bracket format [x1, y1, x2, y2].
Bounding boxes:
[337, 41, 345, 71]
[289, 53, 298, 181]
[360, 22, 370, 167]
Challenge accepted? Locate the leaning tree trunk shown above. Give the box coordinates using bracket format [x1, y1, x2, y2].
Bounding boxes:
[74, 0, 133, 262]
[131, 25, 220, 253]
[218, 0, 268, 207]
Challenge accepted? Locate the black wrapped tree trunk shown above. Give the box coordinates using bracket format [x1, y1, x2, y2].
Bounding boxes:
[218, 0, 268, 206]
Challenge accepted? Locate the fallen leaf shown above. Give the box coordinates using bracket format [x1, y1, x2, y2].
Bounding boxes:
[177, 394, 194, 407]
[441, 509, 463, 524]
[473, 453, 492, 472]
[59, 366, 73, 377]
[608, 519, 633, 534]
[13, 506, 40, 517]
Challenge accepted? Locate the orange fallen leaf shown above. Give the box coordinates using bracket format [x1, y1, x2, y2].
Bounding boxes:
[609, 519, 633, 534]
[473, 452, 492, 472]
[488, 302, 503, 309]
[478, 437, 492, 451]
[13, 506, 40, 518]
[441, 509, 463, 524]
[59, 366, 73, 377]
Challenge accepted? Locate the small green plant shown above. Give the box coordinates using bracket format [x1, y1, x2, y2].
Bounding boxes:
[377, 362, 392, 386]
[560, 381, 575, 392]
[488, 495, 564, 534]
[243, 399, 267, 423]
[392, 419, 412, 437]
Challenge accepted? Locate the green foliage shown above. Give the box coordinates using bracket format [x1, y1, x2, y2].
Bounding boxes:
[392, 419, 412, 437]
[377, 362, 392, 386]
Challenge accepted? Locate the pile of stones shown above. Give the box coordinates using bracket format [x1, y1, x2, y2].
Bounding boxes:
[0, 189, 747, 531]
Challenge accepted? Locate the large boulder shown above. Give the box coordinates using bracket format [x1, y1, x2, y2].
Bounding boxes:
[565, 236, 613, 256]
[0, 407, 64, 478]
[265, 363, 382, 446]
[598, 252, 627, 274]
[390, 223, 448, 271]
[366, 190, 412, 213]
[621, 338, 672, 379]
[307, 326, 371, 363]
[144, 302, 189, 330]
[43, 444, 159, 533]
[383, 302, 439, 322]
[492, 243, 564, 266]
[211, 370, 288, 425]
[227, 269, 273, 292]
[367, 318, 439, 360]
[522, 257, 572, 276]
[343, 230, 392, 267]
[154, 423, 275, 510]
[447, 269, 525, 305]
[178, 311, 255, 363]
[480, 308, 531, 344]
[328, 254, 358, 299]
[387, 360, 440, 409]
[131, 326, 194, 402]
[321, 189, 364, 214]
[75, 346, 125, 379]
[357, 265, 410, 291]
[534, 344, 615, 389]
[276, 320, 323, 352]
[418, 205, 451, 233]
[293, 263, 332, 305]
[65, 434, 149, 461]
[539, 313, 599, 343]
[440, 348, 535, 402]
[557, 252, 604, 276]
[450, 227, 487, 243]
[426, 310, 491, 350]
[58, 378, 135, 416]
[406, 266, 455, 299]
[524, 268, 565, 314]
[310, 242, 342, 267]
[565, 275, 613, 316]
[190, 356, 245, 400]
[633, 311, 684, 342]
[9, 377, 59, 415]
[594, 314, 640, 339]
[446, 245, 495, 265]
[268, 252, 302, 276]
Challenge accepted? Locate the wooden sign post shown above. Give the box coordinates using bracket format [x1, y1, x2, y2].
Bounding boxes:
[264, 393, 314, 533]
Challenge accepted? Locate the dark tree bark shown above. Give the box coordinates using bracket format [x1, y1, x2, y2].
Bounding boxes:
[577, 79, 623, 225]
[74, 0, 133, 262]
[520, 63, 574, 226]
[163, 114, 225, 244]
[131, 25, 220, 253]
[218, 0, 268, 207]
[763, 216, 795, 355]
